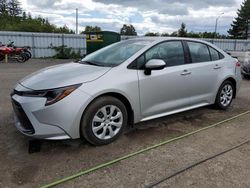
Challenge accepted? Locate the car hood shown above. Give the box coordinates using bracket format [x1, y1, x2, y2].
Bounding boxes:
[19, 62, 111, 90]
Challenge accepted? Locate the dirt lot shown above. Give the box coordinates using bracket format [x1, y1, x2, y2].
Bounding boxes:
[0, 59, 250, 188]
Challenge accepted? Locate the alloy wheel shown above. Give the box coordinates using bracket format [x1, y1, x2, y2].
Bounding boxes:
[220, 84, 233, 107]
[92, 105, 123, 140]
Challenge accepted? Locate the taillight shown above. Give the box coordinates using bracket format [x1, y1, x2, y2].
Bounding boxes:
[236, 61, 241, 67]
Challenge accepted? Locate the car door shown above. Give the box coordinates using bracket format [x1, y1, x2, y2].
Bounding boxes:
[137, 41, 196, 119]
[184, 41, 223, 103]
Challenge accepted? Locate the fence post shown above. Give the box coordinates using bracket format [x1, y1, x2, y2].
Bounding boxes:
[5, 54, 8, 63]
[234, 40, 237, 51]
[62, 34, 64, 46]
[31, 34, 36, 58]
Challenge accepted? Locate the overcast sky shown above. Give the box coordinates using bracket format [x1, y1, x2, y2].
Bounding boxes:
[20, 0, 243, 35]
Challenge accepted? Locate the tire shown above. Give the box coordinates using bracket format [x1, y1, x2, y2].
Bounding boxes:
[16, 53, 26, 63]
[214, 81, 234, 110]
[0, 55, 4, 62]
[81, 96, 128, 146]
[23, 52, 31, 61]
[242, 74, 250, 79]
[24, 50, 32, 60]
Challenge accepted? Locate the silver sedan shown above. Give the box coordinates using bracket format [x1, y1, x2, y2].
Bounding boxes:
[11, 38, 242, 145]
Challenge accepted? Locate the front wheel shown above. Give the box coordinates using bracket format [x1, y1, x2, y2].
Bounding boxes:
[215, 81, 234, 110]
[81, 96, 128, 145]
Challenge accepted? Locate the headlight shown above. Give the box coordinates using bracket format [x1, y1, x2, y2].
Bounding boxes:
[18, 84, 82, 106]
[44, 84, 82, 106]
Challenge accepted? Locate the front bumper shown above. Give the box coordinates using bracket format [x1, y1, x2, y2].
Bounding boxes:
[11, 84, 92, 140]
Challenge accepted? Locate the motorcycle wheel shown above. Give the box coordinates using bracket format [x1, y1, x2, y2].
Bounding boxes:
[16, 53, 26, 63]
[0, 55, 4, 62]
[24, 50, 32, 59]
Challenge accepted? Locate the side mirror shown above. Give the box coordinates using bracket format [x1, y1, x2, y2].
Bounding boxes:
[144, 59, 166, 75]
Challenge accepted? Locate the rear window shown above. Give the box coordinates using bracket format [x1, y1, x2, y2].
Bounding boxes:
[187, 42, 211, 63]
[209, 47, 222, 61]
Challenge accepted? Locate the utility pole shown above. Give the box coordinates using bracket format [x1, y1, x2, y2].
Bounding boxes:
[76, 8, 78, 34]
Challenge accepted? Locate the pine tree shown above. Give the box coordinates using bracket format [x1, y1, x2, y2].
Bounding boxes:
[0, 0, 8, 15]
[8, 0, 22, 17]
[228, 0, 250, 39]
[22, 11, 26, 20]
[178, 23, 188, 37]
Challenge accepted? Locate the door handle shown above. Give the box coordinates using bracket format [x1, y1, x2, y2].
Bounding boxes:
[181, 70, 191, 76]
[214, 64, 222, 70]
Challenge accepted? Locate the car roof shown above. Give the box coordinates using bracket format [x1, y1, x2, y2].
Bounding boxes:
[126, 37, 208, 43]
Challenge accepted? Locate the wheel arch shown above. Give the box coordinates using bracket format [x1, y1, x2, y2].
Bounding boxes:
[81, 92, 135, 131]
[216, 77, 237, 100]
[224, 77, 237, 98]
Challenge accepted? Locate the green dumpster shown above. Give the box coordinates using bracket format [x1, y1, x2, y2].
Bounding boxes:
[85, 31, 121, 54]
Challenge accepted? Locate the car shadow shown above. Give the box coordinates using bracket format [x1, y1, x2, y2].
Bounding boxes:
[28, 105, 221, 154]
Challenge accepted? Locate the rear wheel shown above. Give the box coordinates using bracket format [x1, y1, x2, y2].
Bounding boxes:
[81, 96, 128, 145]
[24, 50, 32, 60]
[215, 81, 234, 110]
[16, 53, 26, 63]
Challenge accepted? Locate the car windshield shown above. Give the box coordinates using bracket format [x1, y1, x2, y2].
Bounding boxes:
[81, 40, 151, 67]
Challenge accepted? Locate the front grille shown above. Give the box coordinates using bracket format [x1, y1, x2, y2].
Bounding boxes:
[11, 98, 35, 134]
[12, 89, 24, 96]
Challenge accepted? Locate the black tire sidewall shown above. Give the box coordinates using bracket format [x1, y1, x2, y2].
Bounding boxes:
[81, 96, 128, 145]
[24, 51, 32, 59]
[0, 55, 4, 61]
[16, 53, 26, 63]
[215, 81, 234, 110]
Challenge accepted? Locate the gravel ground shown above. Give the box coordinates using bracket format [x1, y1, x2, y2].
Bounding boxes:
[0, 59, 250, 187]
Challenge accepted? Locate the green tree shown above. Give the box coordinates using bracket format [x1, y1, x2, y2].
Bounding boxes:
[228, 0, 250, 39]
[56, 25, 74, 34]
[82, 25, 102, 33]
[0, 1, 75, 34]
[0, 0, 8, 15]
[178, 23, 188, 37]
[8, 0, 22, 17]
[22, 11, 26, 20]
[145, 32, 160, 36]
[170, 31, 178, 37]
[161, 32, 170, 37]
[187, 31, 201, 38]
[120, 24, 137, 36]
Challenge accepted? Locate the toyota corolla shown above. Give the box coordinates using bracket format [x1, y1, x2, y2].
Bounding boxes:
[11, 38, 242, 145]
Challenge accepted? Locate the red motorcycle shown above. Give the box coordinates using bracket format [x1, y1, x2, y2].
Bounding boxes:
[7, 41, 32, 61]
[0, 42, 28, 63]
[0, 45, 12, 61]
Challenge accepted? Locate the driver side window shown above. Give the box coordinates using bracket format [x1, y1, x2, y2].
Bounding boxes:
[139, 41, 185, 68]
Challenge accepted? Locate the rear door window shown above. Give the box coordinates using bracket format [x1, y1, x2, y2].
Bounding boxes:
[187, 42, 211, 63]
[209, 46, 221, 61]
